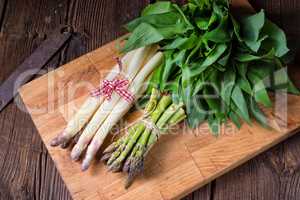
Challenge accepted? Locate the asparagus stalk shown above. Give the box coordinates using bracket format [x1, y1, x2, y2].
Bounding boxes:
[50, 50, 135, 146]
[105, 95, 172, 173]
[102, 88, 159, 163]
[102, 88, 159, 160]
[124, 103, 184, 188]
[81, 52, 164, 170]
[101, 88, 186, 188]
[70, 46, 154, 160]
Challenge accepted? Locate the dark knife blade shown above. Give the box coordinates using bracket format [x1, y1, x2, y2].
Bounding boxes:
[0, 25, 72, 112]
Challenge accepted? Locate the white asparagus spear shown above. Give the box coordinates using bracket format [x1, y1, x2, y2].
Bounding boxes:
[50, 50, 135, 146]
[70, 46, 155, 160]
[81, 52, 163, 170]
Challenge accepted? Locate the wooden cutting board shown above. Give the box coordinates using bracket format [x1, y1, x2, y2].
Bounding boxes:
[18, 1, 300, 200]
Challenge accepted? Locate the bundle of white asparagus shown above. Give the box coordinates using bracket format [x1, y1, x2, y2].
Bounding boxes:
[50, 45, 163, 170]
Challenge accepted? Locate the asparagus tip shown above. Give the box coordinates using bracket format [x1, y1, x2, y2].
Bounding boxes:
[71, 146, 82, 161]
[108, 162, 121, 173]
[101, 153, 112, 162]
[81, 157, 92, 171]
[60, 141, 70, 149]
[50, 136, 62, 147]
[103, 143, 117, 154]
[124, 176, 134, 189]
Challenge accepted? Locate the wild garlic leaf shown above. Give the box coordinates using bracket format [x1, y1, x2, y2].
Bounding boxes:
[248, 96, 269, 128]
[172, 4, 194, 29]
[217, 44, 231, 66]
[147, 63, 164, 93]
[204, 86, 221, 114]
[234, 48, 275, 62]
[246, 35, 268, 53]
[163, 34, 198, 50]
[142, 2, 173, 16]
[271, 67, 300, 94]
[221, 67, 236, 106]
[189, 43, 227, 77]
[248, 71, 272, 107]
[241, 10, 265, 51]
[230, 14, 243, 42]
[195, 12, 217, 30]
[237, 77, 252, 95]
[193, 75, 205, 95]
[236, 62, 248, 79]
[204, 15, 231, 43]
[122, 23, 164, 53]
[261, 20, 289, 57]
[208, 115, 220, 136]
[201, 43, 227, 68]
[229, 111, 241, 129]
[126, 12, 185, 32]
[183, 85, 207, 128]
[162, 50, 187, 90]
[231, 86, 250, 123]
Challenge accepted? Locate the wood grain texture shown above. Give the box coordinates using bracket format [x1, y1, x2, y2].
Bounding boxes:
[1, 0, 300, 200]
[0, 0, 71, 199]
[19, 35, 300, 199]
[0, 0, 150, 200]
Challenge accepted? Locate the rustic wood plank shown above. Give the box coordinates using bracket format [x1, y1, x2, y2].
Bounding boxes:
[0, 0, 71, 199]
[0, 0, 152, 200]
[0, 0, 8, 31]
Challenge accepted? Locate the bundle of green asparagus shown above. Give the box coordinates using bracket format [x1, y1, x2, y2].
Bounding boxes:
[102, 88, 186, 188]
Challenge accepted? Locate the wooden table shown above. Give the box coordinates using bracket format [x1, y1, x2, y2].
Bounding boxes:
[0, 0, 300, 199]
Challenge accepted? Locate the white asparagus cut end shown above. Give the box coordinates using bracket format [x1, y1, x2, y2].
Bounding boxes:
[81, 52, 163, 170]
[50, 50, 135, 147]
[71, 46, 155, 160]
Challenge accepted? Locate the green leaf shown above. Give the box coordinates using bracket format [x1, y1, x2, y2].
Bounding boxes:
[172, 4, 194, 29]
[163, 34, 198, 50]
[126, 12, 179, 31]
[195, 12, 217, 30]
[261, 20, 289, 57]
[241, 10, 265, 51]
[122, 23, 165, 53]
[203, 15, 231, 43]
[147, 63, 164, 93]
[208, 115, 220, 136]
[231, 86, 250, 122]
[248, 97, 269, 128]
[189, 43, 227, 77]
[236, 62, 248, 79]
[230, 14, 243, 42]
[193, 75, 205, 95]
[234, 48, 275, 62]
[125, 11, 192, 39]
[248, 71, 272, 107]
[201, 43, 227, 68]
[204, 86, 221, 114]
[237, 78, 252, 95]
[221, 67, 236, 106]
[217, 44, 231, 66]
[272, 67, 300, 94]
[246, 35, 268, 53]
[142, 2, 173, 16]
[184, 86, 207, 128]
[229, 111, 241, 129]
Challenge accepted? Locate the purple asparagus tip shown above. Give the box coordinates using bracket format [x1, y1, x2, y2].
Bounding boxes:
[71, 146, 81, 161]
[81, 157, 91, 171]
[50, 137, 61, 147]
